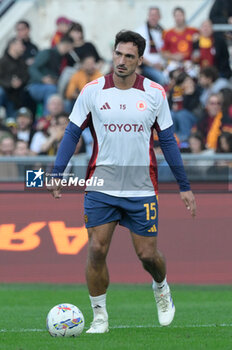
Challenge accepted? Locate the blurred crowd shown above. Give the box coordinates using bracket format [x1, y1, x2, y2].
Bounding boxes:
[0, 0, 232, 162]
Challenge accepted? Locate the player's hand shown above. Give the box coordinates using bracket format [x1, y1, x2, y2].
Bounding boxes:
[47, 177, 63, 199]
[180, 190, 196, 218]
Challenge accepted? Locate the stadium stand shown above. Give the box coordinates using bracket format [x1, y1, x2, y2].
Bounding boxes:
[0, 0, 231, 177]
[0, 0, 15, 18]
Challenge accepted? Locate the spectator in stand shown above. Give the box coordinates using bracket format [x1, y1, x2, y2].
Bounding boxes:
[165, 62, 183, 95]
[0, 37, 29, 118]
[65, 54, 99, 157]
[188, 132, 214, 157]
[15, 107, 34, 145]
[13, 139, 30, 177]
[30, 111, 82, 155]
[0, 134, 15, 155]
[188, 132, 205, 153]
[30, 94, 65, 154]
[15, 20, 39, 66]
[192, 20, 215, 68]
[37, 93, 65, 128]
[216, 132, 232, 153]
[0, 134, 18, 178]
[66, 22, 102, 67]
[55, 112, 69, 130]
[219, 88, 232, 119]
[136, 7, 166, 85]
[30, 93, 65, 154]
[209, 0, 232, 25]
[14, 139, 30, 156]
[30, 116, 56, 155]
[0, 117, 15, 140]
[51, 16, 72, 47]
[187, 132, 214, 173]
[34, 112, 68, 155]
[196, 93, 232, 150]
[66, 55, 102, 106]
[55, 111, 83, 155]
[199, 66, 231, 106]
[192, 20, 232, 79]
[45, 94, 64, 120]
[168, 71, 201, 143]
[27, 36, 73, 115]
[216, 132, 232, 167]
[58, 22, 103, 96]
[162, 7, 198, 63]
[15, 20, 39, 117]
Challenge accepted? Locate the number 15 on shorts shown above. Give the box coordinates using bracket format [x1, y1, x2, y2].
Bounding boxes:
[144, 202, 157, 220]
[143, 200, 158, 234]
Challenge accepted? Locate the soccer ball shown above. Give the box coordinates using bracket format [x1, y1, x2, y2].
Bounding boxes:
[46, 303, 85, 337]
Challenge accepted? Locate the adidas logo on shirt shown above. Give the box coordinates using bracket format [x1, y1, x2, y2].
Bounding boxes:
[100, 102, 111, 110]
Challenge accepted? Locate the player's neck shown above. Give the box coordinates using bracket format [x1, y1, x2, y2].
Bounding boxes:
[113, 72, 137, 90]
[175, 24, 186, 31]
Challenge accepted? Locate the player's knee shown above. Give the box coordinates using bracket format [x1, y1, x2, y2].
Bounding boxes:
[137, 249, 156, 266]
[89, 240, 107, 264]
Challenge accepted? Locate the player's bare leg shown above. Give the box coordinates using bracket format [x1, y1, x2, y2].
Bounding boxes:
[131, 233, 175, 326]
[86, 221, 117, 333]
[130, 233, 166, 281]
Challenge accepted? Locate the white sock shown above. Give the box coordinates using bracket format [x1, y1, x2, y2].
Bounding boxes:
[89, 293, 108, 320]
[152, 277, 168, 293]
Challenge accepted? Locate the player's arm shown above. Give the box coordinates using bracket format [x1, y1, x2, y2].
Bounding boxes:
[154, 85, 196, 218]
[158, 125, 196, 218]
[47, 121, 82, 198]
[48, 80, 94, 198]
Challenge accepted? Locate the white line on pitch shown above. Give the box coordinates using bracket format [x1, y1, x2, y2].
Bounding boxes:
[111, 323, 232, 329]
[0, 323, 232, 333]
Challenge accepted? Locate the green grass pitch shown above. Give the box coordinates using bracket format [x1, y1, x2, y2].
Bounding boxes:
[0, 284, 231, 350]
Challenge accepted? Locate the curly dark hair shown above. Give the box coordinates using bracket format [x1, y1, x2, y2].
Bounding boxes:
[114, 30, 146, 57]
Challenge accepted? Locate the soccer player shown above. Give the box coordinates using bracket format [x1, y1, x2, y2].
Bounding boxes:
[48, 30, 196, 333]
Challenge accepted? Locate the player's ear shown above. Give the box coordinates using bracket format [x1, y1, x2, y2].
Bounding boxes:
[138, 56, 143, 67]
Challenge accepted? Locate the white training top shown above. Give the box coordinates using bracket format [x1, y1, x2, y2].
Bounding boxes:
[69, 73, 173, 197]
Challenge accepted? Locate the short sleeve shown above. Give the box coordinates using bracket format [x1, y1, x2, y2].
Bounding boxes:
[161, 31, 169, 52]
[69, 83, 93, 129]
[155, 89, 173, 132]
